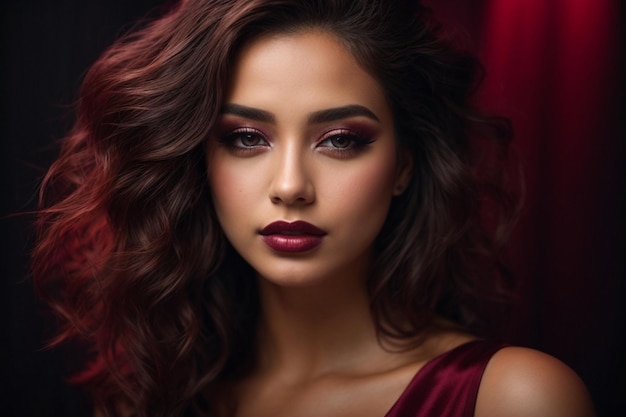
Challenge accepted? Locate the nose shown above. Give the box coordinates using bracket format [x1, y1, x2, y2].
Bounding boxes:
[269, 144, 315, 206]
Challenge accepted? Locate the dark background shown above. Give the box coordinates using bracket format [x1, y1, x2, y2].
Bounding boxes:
[1, 0, 623, 416]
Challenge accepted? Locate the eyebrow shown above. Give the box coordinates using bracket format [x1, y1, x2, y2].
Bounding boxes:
[220, 103, 380, 123]
[221, 104, 275, 122]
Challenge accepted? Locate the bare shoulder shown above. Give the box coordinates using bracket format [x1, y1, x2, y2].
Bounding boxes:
[476, 346, 596, 417]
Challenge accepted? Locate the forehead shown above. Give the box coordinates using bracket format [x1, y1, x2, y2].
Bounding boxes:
[226, 30, 392, 121]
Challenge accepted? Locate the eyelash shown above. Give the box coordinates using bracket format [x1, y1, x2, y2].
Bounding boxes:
[317, 129, 374, 158]
[218, 127, 269, 155]
[218, 127, 374, 158]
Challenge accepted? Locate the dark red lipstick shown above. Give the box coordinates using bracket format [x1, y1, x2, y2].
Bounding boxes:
[259, 221, 326, 253]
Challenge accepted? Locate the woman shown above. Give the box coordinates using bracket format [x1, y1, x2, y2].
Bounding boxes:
[32, 0, 595, 416]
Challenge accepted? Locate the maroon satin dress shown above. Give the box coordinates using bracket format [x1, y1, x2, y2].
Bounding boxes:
[384, 340, 506, 417]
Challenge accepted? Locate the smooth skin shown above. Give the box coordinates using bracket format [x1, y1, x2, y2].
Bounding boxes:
[102, 30, 595, 417]
[203, 30, 596, 417]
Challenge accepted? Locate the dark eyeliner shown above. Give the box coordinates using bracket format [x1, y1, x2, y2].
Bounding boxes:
[218, 127, 269, 154]
[317, 129, 375, 157]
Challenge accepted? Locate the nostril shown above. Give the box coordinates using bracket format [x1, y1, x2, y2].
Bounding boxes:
[268, 181, 315, 205]
[267, 152, 316, 205]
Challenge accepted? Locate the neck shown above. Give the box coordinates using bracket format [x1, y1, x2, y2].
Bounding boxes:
[254, 271, 384, 378]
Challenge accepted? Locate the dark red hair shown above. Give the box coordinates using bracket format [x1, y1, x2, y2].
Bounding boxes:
[33, 0, 518, 415]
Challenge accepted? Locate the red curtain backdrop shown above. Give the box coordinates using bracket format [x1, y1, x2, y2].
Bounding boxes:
[426, 0, 623, 414]
[1, 1, 622, 416]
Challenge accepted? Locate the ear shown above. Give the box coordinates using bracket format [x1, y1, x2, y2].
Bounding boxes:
[393, 150, 413, 196]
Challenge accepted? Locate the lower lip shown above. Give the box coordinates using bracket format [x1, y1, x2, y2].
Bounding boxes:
[261, 235, 324, 253]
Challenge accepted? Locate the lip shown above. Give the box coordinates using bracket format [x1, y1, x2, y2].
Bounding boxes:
[260, 221, 326, 253]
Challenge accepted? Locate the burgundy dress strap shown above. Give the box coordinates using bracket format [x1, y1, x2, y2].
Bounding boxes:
[384, 340, 506, 417]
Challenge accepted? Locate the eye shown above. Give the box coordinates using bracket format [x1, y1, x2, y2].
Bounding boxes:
[326, 134, 352, 149]
[219, 128, 269, 154]
[317, 129, 374, 157]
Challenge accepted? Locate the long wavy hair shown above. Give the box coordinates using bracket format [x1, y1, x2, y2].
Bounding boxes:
[32, 0, 518, 415]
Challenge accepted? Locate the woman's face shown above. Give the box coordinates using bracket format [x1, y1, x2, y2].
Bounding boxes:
[206, 31, 410, 287]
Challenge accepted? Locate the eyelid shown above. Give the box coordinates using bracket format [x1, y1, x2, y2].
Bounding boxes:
[220, 127, 268, 142]
[218, 127, 271, 155]
[317, 128, 372, 145]
[316, 128, 374, 157]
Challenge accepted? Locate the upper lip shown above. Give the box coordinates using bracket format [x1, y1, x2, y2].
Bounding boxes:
[260, 221, 326, 236]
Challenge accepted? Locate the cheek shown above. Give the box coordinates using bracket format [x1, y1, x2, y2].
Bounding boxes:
[207, 158, 250, 224]
[322, 153, 398, 222]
